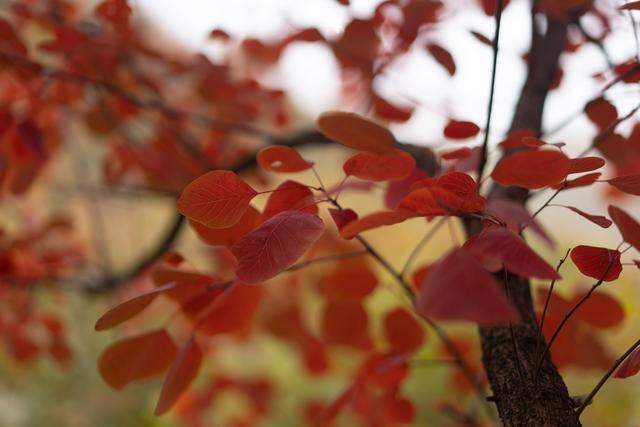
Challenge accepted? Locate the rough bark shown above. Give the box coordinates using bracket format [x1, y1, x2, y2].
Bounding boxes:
[466, 7, 582, 427]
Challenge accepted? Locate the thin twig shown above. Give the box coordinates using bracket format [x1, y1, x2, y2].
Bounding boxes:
[575, 337, 640, 416]
[400, 217, 447, 276]
[476, 0, 504, 185]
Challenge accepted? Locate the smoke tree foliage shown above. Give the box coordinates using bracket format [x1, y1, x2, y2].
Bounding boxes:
[3, 0, 640, 425]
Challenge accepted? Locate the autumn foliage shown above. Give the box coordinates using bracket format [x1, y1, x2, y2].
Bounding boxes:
[4, 0, 640, 426]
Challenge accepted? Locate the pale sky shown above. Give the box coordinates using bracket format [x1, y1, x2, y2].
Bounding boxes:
[131, 0, 640, 244]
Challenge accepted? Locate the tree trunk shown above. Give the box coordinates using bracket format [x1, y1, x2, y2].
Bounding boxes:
[467, 6, 582, 427]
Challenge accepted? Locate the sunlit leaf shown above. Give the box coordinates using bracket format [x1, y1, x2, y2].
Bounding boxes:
[343, 150, 415, 182]
[178, 171, 258, 229]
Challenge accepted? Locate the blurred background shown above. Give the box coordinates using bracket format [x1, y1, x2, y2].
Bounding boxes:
[1, 0, 640, 426]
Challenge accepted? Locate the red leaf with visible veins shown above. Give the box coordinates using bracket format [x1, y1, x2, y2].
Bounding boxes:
[606, 174, 640, 195]
[608, 205, 640, 251]
[570, 245, 622, 282]
[465, 227, 560, 280]
[99, 330, 178, 390]
[178, 171, 258, 229]
[232, 211, 324, 283]
[417, 248, 518, 325]
[317, 111, 396, 155]
[491, 150, 571, 189]
[257, 145, 313, 173]
[343, 150, 415, 182]
[155, 337, 203, 415]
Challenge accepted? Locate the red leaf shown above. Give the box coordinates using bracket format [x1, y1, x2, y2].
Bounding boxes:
[498, 129, 536, 149]
[231, 211, 324, 283]
[491, 150, 571, 189]
[178, 171, 258, 229]
[340, 210, 415, 239]
[607, 174, 640, 196]
[319, 258, 377, 300]
[155, 337, 203, 415]
[608, 205, 640, 251]
[584, 98, 618, 130]
[372, 95, 414, 122]
[383, 308, 425, 354]
[196, 282, 262, 335]
[465, 227, 560, 280]
[486, 198, 553, 246]
[321, 299, 371, 349]
[441, 147, 473, 160]
[399, 187, 462, 216]
[573, 291, 624, 329]
[262, 180, 318, 220]
[189, 205, 260, 247]
[568, 157, 605, 174]
[437, 172, 486, 212]
[317, 111, 396, 155]
[426, 43, 456, 76]
[384, 169, 429, 209]
[562, 206, 612, 228]
[95, 283, 178, 331]
[98, 330, 178, 390]
[614, 347, 640, 378]
[343, 150, 416, 182]
[416, 248, 518, 325]
[328, 208, 358, 231]
[443, 120, 480, 140]
[257, 145, 314, 173]
[570, 245, 622, 282]
[557, 172, 601, 190]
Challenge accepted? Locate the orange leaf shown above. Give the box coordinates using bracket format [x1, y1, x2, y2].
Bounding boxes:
[155, 337, 203, 415]
[317, 111, 396, 155]
[340, 210, 415, 239]
[95, 283, 178, 331]
[98, 330, 178, 390]
[383, 307, 425, 354]
[178, 171, 258, 229]
[321, 299, 371, 349]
